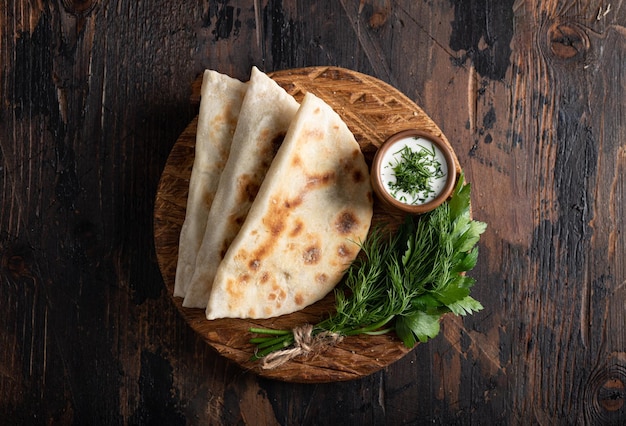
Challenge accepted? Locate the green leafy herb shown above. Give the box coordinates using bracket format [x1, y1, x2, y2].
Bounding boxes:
[250, 174, 486, 361]
[387, 142, 445, 204]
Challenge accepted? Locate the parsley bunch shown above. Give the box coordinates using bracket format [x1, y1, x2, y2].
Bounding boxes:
[250, 174, 486, 359]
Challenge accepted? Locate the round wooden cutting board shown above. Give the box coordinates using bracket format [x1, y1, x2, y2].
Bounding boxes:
[153, 66, 461, 383]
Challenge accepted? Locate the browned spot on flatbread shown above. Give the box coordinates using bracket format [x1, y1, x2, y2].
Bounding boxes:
[290, 219, 304, 237]
[211, 111, 228, 130]
[305, 171, 336, 189]
[226, 278, 243, 300]
[300, 127, 325, 144]
[267, 289, 282, 311]
[244, 190, 305, 274]
[260, 271, 270, 284]
[249, 259, 261, 270]
[267, 215, 285, 236]
[337, 243, 353, 258]
[303, 245, 321, 265]
[338, 151, 367, 185]
[352, 169, 365, 183]
[335, 211, 359, 234]
[265, 284, 287, 315]
[283, 196, 304, 210]
[263, 197, 290, 237]
[316, 273, 328, 284]
[294, 293, 304, 305]
[213, 103, 239, 131]
[270, 285, 287, 304]
[292, 155, 303, 168]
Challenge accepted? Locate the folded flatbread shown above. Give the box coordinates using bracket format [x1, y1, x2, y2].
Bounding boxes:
[206, 92, 373, 319]
[174, 70, 247, 298]
[183, 66, 300, 308]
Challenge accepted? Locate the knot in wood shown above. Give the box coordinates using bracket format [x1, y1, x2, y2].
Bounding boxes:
[1, 243, 34, 279]
[597, 378, 625, 412]
[586, 361, 626, 423]
[369, 11, 388, 29]
[61, 0, 98, 16]
[547, 22, 589, 60]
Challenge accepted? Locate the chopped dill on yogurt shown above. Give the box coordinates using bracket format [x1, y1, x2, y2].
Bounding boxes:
[385, 141, 446, 205]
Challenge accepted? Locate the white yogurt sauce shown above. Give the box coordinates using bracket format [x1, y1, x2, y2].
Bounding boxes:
[380, 136, 448, 205]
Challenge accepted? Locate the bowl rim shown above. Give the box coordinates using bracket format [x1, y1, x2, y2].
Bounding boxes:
[370, 129, 458, 214]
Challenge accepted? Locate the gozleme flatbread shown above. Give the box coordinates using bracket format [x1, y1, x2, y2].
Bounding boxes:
[183, 66, 300, 308]
[174, 70, 247, 298]
[206, 92, 373, 319]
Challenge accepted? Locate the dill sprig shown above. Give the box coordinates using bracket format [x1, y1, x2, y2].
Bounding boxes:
[250, 173, 486, 360]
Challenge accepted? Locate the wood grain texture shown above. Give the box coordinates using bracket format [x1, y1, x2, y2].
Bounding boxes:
[2, 0, 626, 424]
[154, 66, 461, 383]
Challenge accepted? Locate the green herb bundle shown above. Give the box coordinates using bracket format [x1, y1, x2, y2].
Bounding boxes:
[250, 174, 486, 360]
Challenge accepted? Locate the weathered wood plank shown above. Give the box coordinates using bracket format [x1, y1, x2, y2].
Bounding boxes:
[1, 0, 625, 424]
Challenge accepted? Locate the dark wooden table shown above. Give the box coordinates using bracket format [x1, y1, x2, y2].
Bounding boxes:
[2, 1, 625, 424]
